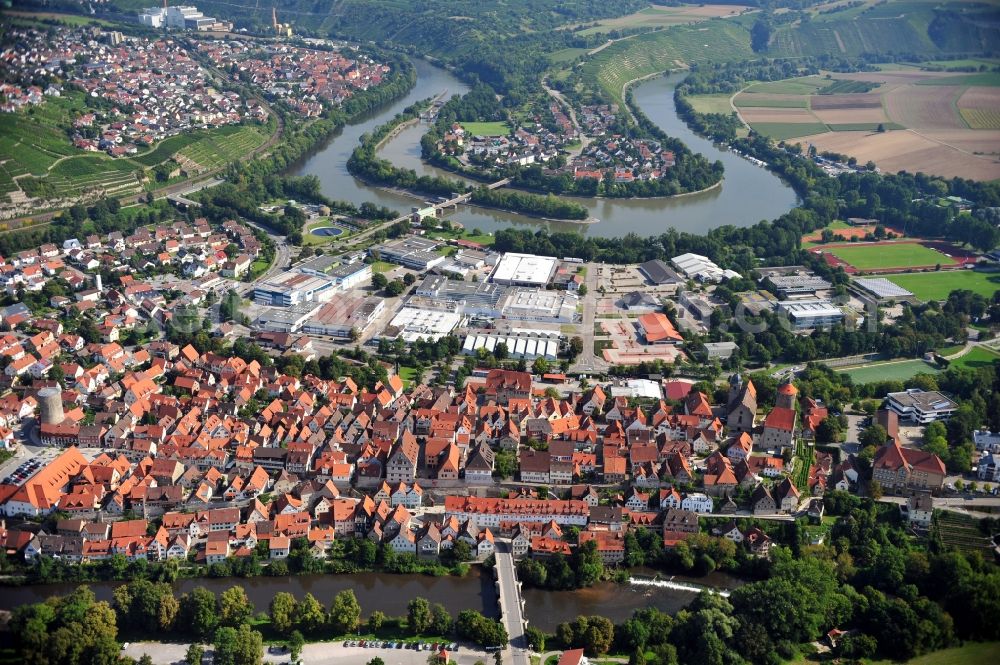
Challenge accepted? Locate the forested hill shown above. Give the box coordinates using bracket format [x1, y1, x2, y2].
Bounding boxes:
[105, 0, 645, 48]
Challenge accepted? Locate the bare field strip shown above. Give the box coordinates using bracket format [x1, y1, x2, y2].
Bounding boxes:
[740, 107, 823, 123]
[884, 85, 966, 130]
[810, 93, 883, 109]
[813, 107, 889, 124]
[919, 130, 1000, 155]
[795, 129, 1000, 181]
[829, 71, 965, 85]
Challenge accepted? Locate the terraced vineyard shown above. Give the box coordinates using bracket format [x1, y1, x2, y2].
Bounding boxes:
[19, 155, 144, 200]
[933, 511, 994, 556]
[580, 19, 754, 102]
[176, 125, 269, 171]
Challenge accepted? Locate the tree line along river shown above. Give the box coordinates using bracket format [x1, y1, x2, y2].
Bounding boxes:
[290, 60, 798, 238]
[0, 568, 743, 632]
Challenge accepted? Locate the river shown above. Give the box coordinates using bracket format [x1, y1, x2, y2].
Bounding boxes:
[0, 569, 741, 632]
[291, 61, 798, 237]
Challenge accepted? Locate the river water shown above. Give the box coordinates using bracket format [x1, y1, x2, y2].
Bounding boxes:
[0, 568, 741, 631]
[291, 61, 798, 237]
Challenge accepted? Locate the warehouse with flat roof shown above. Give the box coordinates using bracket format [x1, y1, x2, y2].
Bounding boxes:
[777, 299, 844, 330]
[383, 307, 462, 342]
[499, 288, 578, 323]
[253, 270, 339, 307]
[489, 253, 557, 287]
[371, 236, 446, 271]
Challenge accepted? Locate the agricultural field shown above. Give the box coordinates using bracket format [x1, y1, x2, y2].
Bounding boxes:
[957, 87, 1000, 129]
[729, 68, 1000, 180]
[837, 359, 940, 384]
[460, 122, 510, 137]
[568, 4, 749, 37]
[949, 346, 1000, 371]
[885, 270, 1000, 301]
[824, 242, 958, 271]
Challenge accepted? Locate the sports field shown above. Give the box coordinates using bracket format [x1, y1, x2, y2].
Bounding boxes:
[825, 243, 956, 270]
[460, 122, 510, 137]
[885, 270, 1000, 301]
[837, 359, 940, 384]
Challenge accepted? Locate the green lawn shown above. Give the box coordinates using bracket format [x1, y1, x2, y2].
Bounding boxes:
[398, 366, 418, 387]
[461, 122, 510, 137]
[687, 94, 735, 115]
[826, 243, 957, 270]
[370, 261, 398, 274]
[748, 122, 829, 140]
[885, 271, 1000, 301]
[744, 77, 826, 95]
[837, 359, 941, 384]
[949, 346, 1000, 371]
[866, 642, 1000, 665]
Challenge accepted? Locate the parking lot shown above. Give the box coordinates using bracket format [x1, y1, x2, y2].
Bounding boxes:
[123, 641, 489, 665]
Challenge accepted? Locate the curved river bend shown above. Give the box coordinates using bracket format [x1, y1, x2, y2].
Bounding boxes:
[291, 60, 798, 237]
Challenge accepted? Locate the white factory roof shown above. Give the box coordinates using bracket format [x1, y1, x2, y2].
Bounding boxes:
[854, 277, 914, 299]
[778, 299, 844, 318]
[490, 252, 557, 285]
[387, 307, 461, 342]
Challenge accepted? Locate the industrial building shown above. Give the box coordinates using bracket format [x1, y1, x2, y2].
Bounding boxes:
[413, 275, 507, 318]
[138, 5, 228, 30]
[301, 297, 385, 338]
[639, 259, 682, 286]
[671, 253, 740, 283]
[853, 277, 916, 303]
[370, 237, 446, 271]
[498, 288, 578, 324]
[489, 253, 557, 287]
[777, 299, 845, 330]
[765, 273, 832, 298]
[254, 303, 322, 333]
[253, 270, 339, 307]
[462, 330, 561, 360]
[383, 307, 462, 342]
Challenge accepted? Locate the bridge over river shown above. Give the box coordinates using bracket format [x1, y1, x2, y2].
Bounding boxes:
[494, 541, 530, 665]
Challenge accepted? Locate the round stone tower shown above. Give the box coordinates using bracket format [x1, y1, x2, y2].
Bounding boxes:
[37, 386, 64, 426]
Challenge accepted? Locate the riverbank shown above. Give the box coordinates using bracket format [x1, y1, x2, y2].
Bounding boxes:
[294, 59, 797, 237]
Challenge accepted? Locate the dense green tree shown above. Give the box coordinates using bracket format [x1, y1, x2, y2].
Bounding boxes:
[180, 587, 218, 640]
[329, 590, 362, 634]
[269, 592, 296, 634]
[293, 593, 326, 635]
[407, 597, 432, 635]
[219, 586, 254, 627]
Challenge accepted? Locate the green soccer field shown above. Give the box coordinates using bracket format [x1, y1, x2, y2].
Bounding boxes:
[837, 359, 941, 384]
[886, 271, 1000, 300]
[460, 122, 510, 137]
[827, 243, 957, 270]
